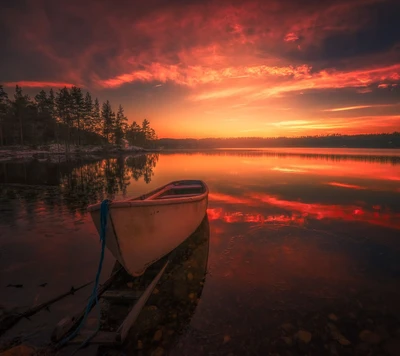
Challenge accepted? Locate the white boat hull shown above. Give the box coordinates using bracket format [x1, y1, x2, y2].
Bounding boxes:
[88, 180, 208, 276]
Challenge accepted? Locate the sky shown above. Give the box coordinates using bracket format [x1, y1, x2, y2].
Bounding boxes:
[0, 0, 400, 138]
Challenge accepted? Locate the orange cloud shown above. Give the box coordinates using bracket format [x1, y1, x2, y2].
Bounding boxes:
[3, 81, 75, 88]
[97, 63, 313, 89]
[323, 104, 395, 112]
[271, 167, 307, 173]
[95, 60, 400, 98]
[326, 182, 366, 190]
[267, 115, 400, 134]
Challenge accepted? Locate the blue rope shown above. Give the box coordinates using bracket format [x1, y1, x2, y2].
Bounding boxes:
[59, 199, 110, 351]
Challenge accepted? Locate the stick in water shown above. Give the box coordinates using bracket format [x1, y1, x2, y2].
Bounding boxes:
[0, 280, 93, 336]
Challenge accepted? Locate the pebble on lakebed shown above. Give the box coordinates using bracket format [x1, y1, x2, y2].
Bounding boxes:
[328, 323, 352, 346]
[153, 329, 163, 342]
[328, 313, 339, 321]
[359, 329, 382, 344]
[151, 347, 164, 356]
[295, 329, 312, 344]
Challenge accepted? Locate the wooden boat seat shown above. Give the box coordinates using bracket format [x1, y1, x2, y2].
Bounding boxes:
[156, 193, 200, 199]
[170, 184, 203, 190]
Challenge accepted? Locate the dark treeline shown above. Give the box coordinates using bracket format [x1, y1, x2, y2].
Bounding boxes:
[0, 85, 157, 150]
[158, 133, 400, 149]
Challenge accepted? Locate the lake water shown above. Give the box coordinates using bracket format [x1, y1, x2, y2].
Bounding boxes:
[1, 149, 400, 355]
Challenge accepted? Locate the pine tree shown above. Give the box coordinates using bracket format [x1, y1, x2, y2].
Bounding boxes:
[110, 109, 116, 144]
[83, 92, 93, 136]
[141, 118, 151, 141]
[93, 98, 101, 137]
[102, 100, 114, 144]
[35, 90, 48, 113]
[56, 87, 73, 153]
[70, 86, 84, 145]
[34, 90, 51, 143]
[0, 85, 9, 146]
[13, 85, 30, 146]
[48, 88, 58, 146]
[114, 104, 127, 146]
[126, 121, 144, 146]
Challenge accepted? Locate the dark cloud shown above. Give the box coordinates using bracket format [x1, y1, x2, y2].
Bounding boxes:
[325, 2, 400, 55]
[279, 0, 400, 69]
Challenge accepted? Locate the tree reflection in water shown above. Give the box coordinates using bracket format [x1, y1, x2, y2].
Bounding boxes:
[0, 153, 159, 218]
[126, 153, 159, 184]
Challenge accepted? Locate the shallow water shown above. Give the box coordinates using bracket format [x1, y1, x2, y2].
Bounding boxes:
[1, 150, 400, 355]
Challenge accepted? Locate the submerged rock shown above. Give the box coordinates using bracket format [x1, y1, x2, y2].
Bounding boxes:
[295, 330, 312, 344]
[223, 335, 231, 344]
[329, 325, 351, 346]
[359, 329, 382, 344]
[328, 313, 338, 322]
[282, 336, 293, 346]
[151, 347, 164, 356]
[153, 329, 163, 342]
[0, 345, 36, 356]
[281, 323, 295, 333]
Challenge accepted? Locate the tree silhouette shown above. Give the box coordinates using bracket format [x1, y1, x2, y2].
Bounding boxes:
[0, 84, 158, 149]
[0, 85, 9, 146]
[115, 104, 127, 147]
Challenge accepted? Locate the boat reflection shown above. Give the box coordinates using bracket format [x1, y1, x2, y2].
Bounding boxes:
[97, 213, 210, 355]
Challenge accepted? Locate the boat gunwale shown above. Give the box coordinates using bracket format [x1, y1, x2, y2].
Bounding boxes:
[87, 180, 209, 211]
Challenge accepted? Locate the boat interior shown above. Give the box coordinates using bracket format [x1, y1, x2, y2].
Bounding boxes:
[136, 180, 206, 201]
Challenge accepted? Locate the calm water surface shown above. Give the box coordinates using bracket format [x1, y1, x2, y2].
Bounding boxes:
[1, 149, 400, 355]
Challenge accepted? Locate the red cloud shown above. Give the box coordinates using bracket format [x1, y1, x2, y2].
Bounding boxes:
[97, 63, 313, 88]
[209, 191, 400, 230]
[2, 0, 399, 137]
[326, 182, 366, 190]
[322, 104, 394, 112]
[284, 32, 299, 42]
[3, 81, 75, 88]
[2, 0, 397, 92]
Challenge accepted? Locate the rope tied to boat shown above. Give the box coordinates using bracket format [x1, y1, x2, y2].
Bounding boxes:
[59, 199, 110, 352]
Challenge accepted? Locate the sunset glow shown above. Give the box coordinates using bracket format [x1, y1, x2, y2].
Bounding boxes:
[1, 0, 399, 138]
[208, 192, 400, 230]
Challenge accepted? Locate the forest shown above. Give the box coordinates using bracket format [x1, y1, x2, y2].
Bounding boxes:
[0, 85, 158, 151]
[158, 133, 400, 149]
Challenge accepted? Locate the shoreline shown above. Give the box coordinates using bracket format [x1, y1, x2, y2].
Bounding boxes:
[0, 145, 161, 162]
[1, 145, 400, 163]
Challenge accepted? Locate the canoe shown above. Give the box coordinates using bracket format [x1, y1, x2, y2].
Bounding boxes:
[87, 180, 209, 277]
[103, 215, 210, 352]
[53, 214, 210, 348]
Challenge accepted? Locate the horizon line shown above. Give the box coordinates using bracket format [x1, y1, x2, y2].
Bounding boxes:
[157, 131, 400, 140]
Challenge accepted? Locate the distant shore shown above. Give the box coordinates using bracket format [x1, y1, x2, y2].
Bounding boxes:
[0, 144, 161, 162]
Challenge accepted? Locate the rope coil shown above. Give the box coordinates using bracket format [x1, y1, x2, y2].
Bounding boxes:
[59, 199, 110, 351]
